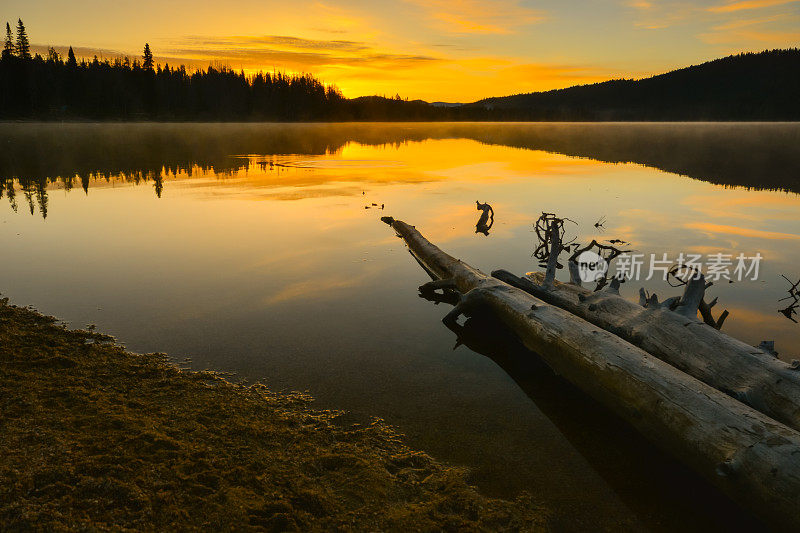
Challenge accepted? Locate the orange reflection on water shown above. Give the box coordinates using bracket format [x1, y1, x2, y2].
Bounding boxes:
[4, 128, 800, 360]
[685, 222, 800, 241]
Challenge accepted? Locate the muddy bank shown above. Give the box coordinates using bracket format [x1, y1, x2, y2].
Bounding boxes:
[0, 297, 545, 531]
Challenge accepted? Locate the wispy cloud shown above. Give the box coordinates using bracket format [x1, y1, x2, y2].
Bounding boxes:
[406, 0, 545, 34]
[699, 11, 800, 45]
[707, 0, 800, 13]
[188, 35, 371, 53]
[167, 35, 441, 70]
[710, 13, 785, 29]
[625, 1, 700, 29]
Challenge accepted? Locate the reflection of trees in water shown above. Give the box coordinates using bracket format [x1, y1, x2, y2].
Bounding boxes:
[3, 167, 220, 218]
[2, 123, 799, 217]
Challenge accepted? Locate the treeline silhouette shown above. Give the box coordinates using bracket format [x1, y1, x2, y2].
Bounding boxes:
[3, 122, 800, 218]
[1, 19, 800, 121]
[0, 20, 351, 120]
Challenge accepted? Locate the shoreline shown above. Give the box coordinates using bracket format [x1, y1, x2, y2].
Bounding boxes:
[3, 119, 800, 124]
[0, 296, 545, 530]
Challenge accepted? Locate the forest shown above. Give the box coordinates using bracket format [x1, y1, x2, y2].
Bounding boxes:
[2, 19, 799, 121]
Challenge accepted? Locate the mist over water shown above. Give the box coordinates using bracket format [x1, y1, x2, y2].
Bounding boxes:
[2, 122, 797, 531]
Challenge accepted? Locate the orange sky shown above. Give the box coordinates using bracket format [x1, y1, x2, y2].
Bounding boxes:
[7, 0, 800, 101]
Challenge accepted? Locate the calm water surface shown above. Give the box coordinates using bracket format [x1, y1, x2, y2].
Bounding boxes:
[3, 122, 800, 531]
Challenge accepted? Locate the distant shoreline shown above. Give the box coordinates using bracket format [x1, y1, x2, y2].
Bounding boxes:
[3, 119, 800, 123]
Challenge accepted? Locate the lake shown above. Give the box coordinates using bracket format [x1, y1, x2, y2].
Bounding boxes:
[2, 122, 799, 531]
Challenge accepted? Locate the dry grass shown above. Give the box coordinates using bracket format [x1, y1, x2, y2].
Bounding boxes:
[0, 297, 545, 531]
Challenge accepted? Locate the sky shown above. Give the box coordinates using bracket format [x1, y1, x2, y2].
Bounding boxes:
[3, 0, 800, 101]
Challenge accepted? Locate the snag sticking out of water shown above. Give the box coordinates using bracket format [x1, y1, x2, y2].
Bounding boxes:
[475, 201, 494, 236]
[531, 213, 577, 287]
[664, 264, 729, 330]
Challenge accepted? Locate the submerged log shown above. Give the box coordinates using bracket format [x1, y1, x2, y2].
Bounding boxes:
[382, 216, 800, 529]
[492, 269, 800, 434]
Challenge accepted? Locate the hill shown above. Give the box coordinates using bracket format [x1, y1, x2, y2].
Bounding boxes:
[467, 49, 800, 121]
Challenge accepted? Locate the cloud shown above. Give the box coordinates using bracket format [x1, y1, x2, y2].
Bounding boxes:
[627, 0, 800, 35]
[707, 0, 799, 12]
[625, 1, 700, 29]
[166, 35, 441, 70]
[185, 35, 371, 53]
[699, 11, 800, 45]
[405, 0, 545, 34]
[710, 13, 785, 29]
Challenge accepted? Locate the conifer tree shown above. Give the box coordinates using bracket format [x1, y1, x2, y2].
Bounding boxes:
[142, 43, 153, 70]
[67, 46, 77, 68]
[15, 19, 30, 59]
[2, 22, 14, 59]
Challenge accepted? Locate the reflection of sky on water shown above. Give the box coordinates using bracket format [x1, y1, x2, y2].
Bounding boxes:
[3, 135, 799, 355]
[1, 125, 796, 531]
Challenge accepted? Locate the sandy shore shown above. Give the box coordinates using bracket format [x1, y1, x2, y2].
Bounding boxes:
[0, 297, 545, 531]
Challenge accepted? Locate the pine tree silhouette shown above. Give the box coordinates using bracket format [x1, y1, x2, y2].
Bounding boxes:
[142, 43, 153, 70]
[2, 22, 13, 59]
[15, 19, 30, 59]
[67, 46, 77, 68]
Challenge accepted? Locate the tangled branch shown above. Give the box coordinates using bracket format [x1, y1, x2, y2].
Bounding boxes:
[532, 213, 575, 268]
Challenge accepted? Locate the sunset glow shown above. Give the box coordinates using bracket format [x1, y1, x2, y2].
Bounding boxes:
[6, 0, 800, 101]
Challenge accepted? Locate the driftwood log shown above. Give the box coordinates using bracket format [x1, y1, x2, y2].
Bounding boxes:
[382, 216, 800, 529]
[491, 269, 800, 434]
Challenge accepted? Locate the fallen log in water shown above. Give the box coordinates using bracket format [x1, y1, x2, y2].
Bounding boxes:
[491, 269, 800, 434]
[382, 216, 800, 529]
